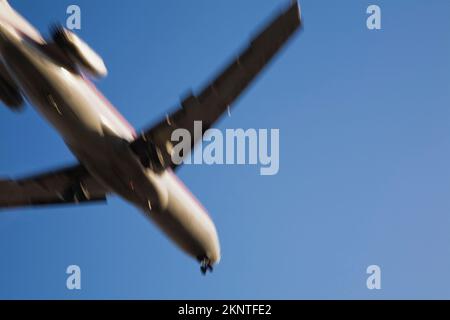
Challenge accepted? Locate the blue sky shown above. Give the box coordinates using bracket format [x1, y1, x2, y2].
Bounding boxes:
[0, 0, 450, 299]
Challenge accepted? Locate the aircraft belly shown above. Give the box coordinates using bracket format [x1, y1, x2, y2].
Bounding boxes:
[71, 135, 220, 262]
[0, 20, 221, 268]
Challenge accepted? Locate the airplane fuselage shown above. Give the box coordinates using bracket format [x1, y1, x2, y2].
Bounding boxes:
[0, 5, 220, 268]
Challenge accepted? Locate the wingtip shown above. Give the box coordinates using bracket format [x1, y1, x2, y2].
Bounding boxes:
[297, 2, 302, 23]
[286, 0, 302, 29]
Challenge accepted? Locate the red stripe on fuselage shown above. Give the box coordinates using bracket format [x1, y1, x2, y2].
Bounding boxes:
[0, 12, 136, 139]
[83, 76, 137, 139]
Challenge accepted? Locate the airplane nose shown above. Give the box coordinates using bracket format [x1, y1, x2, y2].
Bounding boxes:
[200, 238, 221, 275]
[210, 249, 221, 265]
[208, 226, 221, 265]
[199, 220, 221, 274]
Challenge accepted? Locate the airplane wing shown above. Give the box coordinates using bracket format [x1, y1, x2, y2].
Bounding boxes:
[130, 1, 301, 170]
[0, 164, 108, 209]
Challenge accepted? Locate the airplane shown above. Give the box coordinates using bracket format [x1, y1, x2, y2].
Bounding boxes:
[0, 0, 301, 274]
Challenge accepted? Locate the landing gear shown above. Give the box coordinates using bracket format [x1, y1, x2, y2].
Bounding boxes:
[130, 138, 165, 172]
[199, 257, 213, 275]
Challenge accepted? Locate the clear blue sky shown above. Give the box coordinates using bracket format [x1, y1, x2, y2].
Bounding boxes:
[0, 0, 450, 299]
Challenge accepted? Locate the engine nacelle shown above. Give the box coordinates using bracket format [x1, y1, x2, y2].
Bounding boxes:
[52, 26, 108, 78]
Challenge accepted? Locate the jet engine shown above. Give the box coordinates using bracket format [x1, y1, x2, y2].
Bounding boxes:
[51, 26, 108, 78]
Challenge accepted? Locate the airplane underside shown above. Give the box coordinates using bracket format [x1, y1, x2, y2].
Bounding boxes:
[0, 0, 301, 273]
